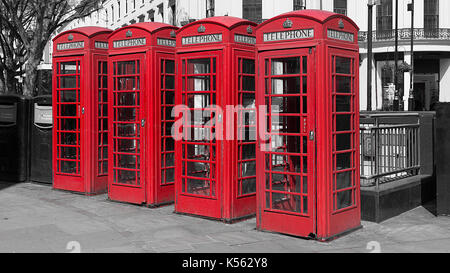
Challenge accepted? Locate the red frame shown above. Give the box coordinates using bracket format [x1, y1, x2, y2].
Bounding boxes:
[255, 10, 361, 240]
[52, 27, 112, 195]
[107, 23, 178, 207]
[174, 17, 258, 222]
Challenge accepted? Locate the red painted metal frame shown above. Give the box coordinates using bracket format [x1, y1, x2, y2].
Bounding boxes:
[255, 10, 361, 240]
[107, 23, 179, 206]
[174, 17, 258, 222]
[52, 27, 112, 195]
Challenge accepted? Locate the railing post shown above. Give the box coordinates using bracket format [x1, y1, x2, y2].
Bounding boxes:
[375, 117, 380, 190]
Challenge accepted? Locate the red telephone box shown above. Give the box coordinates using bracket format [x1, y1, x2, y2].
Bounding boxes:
[52, 27, 112, 194]
[107, 23, 179, 206]
[255, 10, 361, 240]
[174, 17, 258, 222]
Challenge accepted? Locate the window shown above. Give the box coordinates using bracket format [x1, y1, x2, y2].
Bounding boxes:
[333, 0, 347, 15]
[206, 0, 215, 17]
[111, 5, 114, 22]
[376, 0, 393, 39]
[169, 0, 176, 25]
[424, 0, 439, 37]
[118, 1, 121, 19]
[293, 0, 306, 10]
[125, 0, 128, 14]
[243, 0, 262, 24]
[158, 4, 164, 22]
[148, 9, 155, 21]
[133, 0, 136, 10]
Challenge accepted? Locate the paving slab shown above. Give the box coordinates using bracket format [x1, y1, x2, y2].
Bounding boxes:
[1, 182, 450, 253]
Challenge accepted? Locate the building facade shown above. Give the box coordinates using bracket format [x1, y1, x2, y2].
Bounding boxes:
[44, 0, 450, 111]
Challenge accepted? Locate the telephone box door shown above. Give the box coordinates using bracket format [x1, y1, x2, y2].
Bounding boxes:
[258, 48, 316, 237]
[109, 54, 146, 204]
[156, 53, 176, 203]
[177, 51, 222, 218]
[327, 47, 360, 236]
[54, 57, 85, 191]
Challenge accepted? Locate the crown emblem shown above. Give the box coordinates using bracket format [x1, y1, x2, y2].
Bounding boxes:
[170, 30, 176, 38]
[68, 34, 74, 41]
[198, 24, 206, 33]
[126, 30, 133, 37]
[283, 18, 293, 29]
[338, 19, 345, 29]
[247, 26, 253, 34]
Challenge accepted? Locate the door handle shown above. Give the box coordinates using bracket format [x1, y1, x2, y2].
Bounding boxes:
[309, 130, 315, 141]
[141, 119, 145, 128]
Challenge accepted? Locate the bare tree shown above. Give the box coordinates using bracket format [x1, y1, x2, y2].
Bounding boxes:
[0, 0, 102, 96]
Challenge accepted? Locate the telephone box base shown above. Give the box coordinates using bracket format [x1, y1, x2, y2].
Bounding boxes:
[174, 211, 256, 224]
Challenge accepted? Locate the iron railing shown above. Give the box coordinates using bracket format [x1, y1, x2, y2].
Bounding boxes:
[360, 113, 420, 188]
[358, 28, 450, 43]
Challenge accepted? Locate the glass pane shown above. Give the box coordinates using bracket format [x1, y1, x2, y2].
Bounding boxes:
[242, 144, 255, 160]
[336, 57, 351, 74]
[116, 170, 137, 184]
[271, 135, 301, 154]
[117, 123, 138, 137]
[59, 90, 77, 103]
[60, 76, 77, 89]
[271, 116, 301, 134]
[272, 78, 300, 94]
[116, 92, 137, 106]
[271, 57, 301, 75]
[61, 161, 77, 174]
[166, 60, 175, 74]
[336, 114, 352, 131]
[117, 108, 136, 122]
[242, 93, 255, 108]
[241, 161, 256, 177]
[336, 76, 352, 93]
[117, 61, 136, 75]
[270, 154, 301, 173]
[337, 190, 353, 209]
[242, 59, 255, 74]
[336, 153, 352, 171]
[166, 168, 175, 183]
[60, 105, 77, 117]
[272, 193, 301, 213]
[242, 76, 255, 91]
[60, 62, 79, 74]
[118, 77, 136, 91]
[186, 144, 212, 161]
[165, 76, 175, 90]
[187, 179, 210, 196]
[117, 139, 138, 153]
[336, 134, 351, 151]
[336, 95, 351, 112]
[271, 96, 301, 114]
[337, 171, 352, 190]
[187, 59, 211, 74]
[187, 76, 210, 91]
[241, 178, 256, 195]
[186, 94, 211, 108]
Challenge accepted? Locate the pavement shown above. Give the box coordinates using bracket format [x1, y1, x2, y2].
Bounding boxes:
[1, 181, 450, 253]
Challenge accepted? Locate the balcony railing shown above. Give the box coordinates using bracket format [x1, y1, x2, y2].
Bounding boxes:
[358, 28, 450, 43]
[360, 113, 421, 188]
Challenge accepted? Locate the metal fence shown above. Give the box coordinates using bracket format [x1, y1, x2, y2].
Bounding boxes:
[360, 114, 421, 188]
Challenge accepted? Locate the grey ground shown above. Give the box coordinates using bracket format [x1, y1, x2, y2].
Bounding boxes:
[0, 181, 449, 253]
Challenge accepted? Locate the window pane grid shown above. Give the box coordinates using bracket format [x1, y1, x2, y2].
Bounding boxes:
[332, 55, 357, 212]
[55, 60, 82, 176]
[181, 57, 218, 198]
[112, 60, 141, 186]
[263, 56, 309, 216]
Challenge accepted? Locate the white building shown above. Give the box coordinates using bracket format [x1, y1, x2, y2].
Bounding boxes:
[45, 0, 449, 111]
